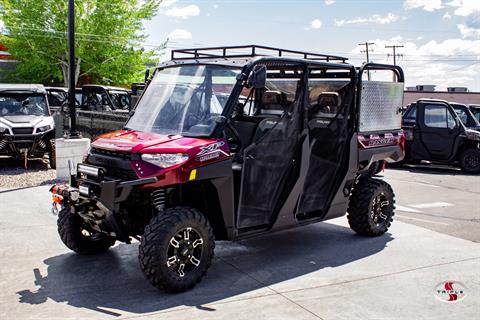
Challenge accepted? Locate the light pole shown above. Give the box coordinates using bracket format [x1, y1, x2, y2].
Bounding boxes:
[67, 0, 80, 138]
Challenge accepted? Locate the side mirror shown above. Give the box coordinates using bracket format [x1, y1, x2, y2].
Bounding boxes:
[247, 65, 267, 89]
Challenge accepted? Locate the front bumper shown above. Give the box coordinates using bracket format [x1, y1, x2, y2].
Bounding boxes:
[74, 163, 157, 211]
[51, 164, 157, 242]
[0, 132, 52, 157]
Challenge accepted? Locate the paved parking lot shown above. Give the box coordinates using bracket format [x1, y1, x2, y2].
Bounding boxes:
[0, 167, 479, 319]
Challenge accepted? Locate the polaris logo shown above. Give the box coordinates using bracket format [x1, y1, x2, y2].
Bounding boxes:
[368, 137, 395, 146]
[197, 141, 225, 156]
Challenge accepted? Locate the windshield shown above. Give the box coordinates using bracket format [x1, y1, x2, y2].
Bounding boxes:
[452, 104, 479, 127]
[126, 65, 240, 136]
[47, 90, 68, 107]
[0, 93, 49, 116]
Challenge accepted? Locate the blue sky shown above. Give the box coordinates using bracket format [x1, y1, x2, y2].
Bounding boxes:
[143, 0, 480, 91]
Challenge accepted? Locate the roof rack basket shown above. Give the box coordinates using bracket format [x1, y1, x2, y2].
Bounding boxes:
[171, 45, 348, 63]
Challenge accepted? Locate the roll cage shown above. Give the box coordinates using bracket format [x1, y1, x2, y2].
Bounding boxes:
[145, 45, 365, 139]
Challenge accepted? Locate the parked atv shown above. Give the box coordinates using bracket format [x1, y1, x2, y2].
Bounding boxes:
[50, 45, 405, 292]
[0, 84, 56, 168]
[402, 99, 480, 173]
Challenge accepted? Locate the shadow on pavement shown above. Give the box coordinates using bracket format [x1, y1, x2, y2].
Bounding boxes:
[0, 157, 50, 174]
[17, 222, 393, 317]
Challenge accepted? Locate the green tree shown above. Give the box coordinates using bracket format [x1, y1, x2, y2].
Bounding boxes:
[0, 0, 163, 86]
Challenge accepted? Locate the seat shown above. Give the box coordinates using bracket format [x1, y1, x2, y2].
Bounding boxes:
[253, 91, 288, 142]
[308, 92, 341, 130]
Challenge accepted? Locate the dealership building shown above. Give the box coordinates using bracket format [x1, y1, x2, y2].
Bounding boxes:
[0, 43, 17, 81]
[404, 85, 480, 106]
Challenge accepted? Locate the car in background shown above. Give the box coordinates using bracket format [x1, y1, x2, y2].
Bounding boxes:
[0, 84, 56, 168]
[45, 87, 68, 111]
[451, 102, 480, 130]
[469, 104, 480, 123]
[80, 85, 131, 111]
[54, 85, 132, 139]
[402, 99, 480, 173]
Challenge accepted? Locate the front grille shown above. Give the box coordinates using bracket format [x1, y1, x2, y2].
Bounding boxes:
[12, 128, 34, 134]
[86, 147, 138, 181]
[90, 147, 131, 160]
[104, 167, 139, 180]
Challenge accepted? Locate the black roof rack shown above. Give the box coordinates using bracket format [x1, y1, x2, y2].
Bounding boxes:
[171, 45, 348, 63]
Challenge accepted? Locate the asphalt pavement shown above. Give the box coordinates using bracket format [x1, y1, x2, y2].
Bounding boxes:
[0, 167, 479, 319]
[383, 164, 480, 242]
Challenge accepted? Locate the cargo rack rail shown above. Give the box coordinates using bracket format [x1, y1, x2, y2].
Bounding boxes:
[171, 45, 348, 63]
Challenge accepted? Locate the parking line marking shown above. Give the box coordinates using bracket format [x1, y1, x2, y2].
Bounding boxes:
[396, 205, 423, 213]
[396, 214, 449, 226]
[410, 202, 454, 209]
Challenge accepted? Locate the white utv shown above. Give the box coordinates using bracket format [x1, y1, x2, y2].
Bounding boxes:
[0, 84, 56, 168]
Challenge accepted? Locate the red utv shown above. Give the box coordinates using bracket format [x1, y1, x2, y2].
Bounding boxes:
[50, 45, 405, 292]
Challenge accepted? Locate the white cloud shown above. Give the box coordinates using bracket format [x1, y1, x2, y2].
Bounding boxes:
[168, 29, 192, 40]
[404, 0, 443, 12]
[443, 12, 452, 19]
[311, 19, 323, 29]
[417, 36, 424, 40]
[325, 0, 336, 5]
[335, 13, 399, 26]
[165, 5, 200, 19]
[447, 0, 480, 16]
[213, 4, 219, 9]
[458, 24, 480, 38]
[349, 36, 480, 91]
[160, 0, 178, 8]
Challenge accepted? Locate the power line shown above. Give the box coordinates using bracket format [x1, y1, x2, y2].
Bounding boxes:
[385, 44, 404, 65]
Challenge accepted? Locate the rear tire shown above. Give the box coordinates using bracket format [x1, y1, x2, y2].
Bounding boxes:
[347, 177, 395, 236]
[57, 204, 115, 254]
[139, 207, 215, 293]
[459, 149, 480, 174]
[49, 139, 56, 169]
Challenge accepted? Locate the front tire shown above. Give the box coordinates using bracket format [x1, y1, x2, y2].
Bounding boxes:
[459, 149, 480, 174]
[139, 207, 215, 293]
[347, 177, 395, 236]
[49, 139, 56, 169]
[57, 204, 116, 254]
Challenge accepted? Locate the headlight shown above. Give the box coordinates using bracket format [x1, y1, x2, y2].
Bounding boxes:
[465, 129, 480, 141]
[0, 125, 9, 134]
[141, 153, 189, 168]
[36, 125, 52, 133]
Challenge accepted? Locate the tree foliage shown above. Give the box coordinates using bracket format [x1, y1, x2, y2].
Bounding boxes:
[0, 0, 163, 86]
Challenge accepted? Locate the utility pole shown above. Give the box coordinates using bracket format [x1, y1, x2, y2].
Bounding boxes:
[385, 44, 404, 65]
[358, 42, 374, 80]
[67, 0, 80, 138]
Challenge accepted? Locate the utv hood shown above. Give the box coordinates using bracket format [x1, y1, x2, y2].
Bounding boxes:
[92, 130, 215, 153]
[2, 115, 43, 124]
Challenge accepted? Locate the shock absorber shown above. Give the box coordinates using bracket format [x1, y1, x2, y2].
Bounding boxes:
[151, 188, 166, 212]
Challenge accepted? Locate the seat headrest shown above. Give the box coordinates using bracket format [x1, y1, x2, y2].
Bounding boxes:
[261, 91, 286, 109]
[317, 92, 340, 109]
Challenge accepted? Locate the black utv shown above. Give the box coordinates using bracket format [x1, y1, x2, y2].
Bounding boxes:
[50, 45, 405, 292]
[402, 99, 480, 173]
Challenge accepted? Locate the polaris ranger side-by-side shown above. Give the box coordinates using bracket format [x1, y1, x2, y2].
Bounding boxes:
[402, 99, 480, 173]
[0, 84, 56, 168]
[50, 45, 405, 292]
